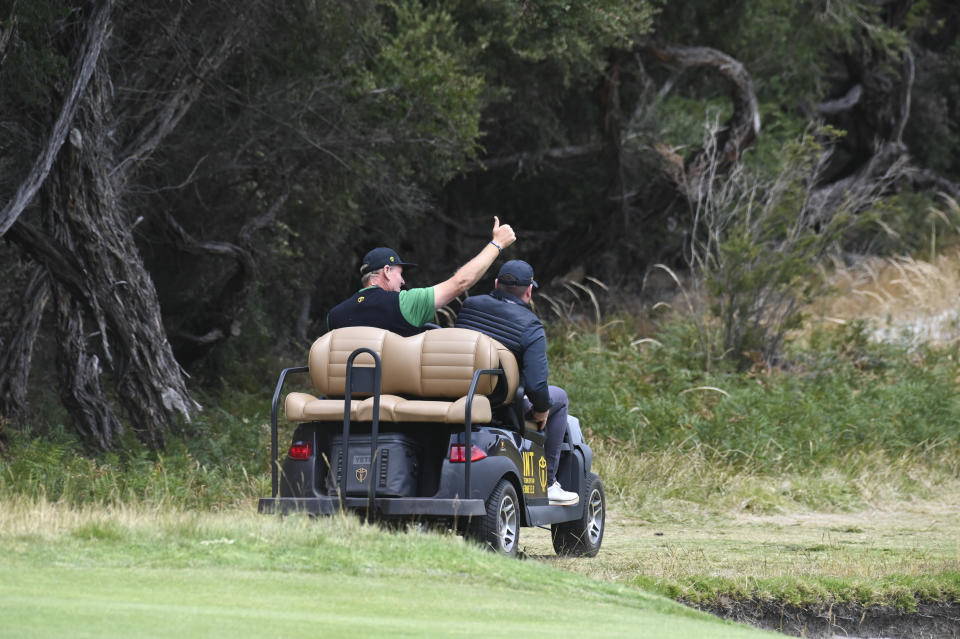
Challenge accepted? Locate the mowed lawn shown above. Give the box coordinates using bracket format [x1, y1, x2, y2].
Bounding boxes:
[0, 561, 778, 639]
[0, 504, 774, 639]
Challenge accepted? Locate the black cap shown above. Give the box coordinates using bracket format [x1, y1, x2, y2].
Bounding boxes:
[359, 247, 417, 277]
[497, 259, 538, 288]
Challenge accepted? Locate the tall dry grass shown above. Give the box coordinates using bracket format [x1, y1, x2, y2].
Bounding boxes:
[812, 251, 960, 347]
[809, 194, 960, 347]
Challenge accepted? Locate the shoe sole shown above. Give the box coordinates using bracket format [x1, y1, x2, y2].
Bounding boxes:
[549, 497, 579, 506]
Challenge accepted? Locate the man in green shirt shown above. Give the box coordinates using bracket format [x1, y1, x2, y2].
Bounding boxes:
[326, 217, 516, 335]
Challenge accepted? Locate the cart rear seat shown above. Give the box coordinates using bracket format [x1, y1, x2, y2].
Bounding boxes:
[284, 327, 519, 424]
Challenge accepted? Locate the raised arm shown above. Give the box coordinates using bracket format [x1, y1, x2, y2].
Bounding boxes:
[432, 216, 516, 309]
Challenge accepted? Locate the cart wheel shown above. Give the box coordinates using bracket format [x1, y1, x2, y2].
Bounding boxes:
[472, 479, 519, 557]
[551, 473, 605, 557]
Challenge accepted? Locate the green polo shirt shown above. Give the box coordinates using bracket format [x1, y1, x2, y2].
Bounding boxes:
[397, 286, 436, 326]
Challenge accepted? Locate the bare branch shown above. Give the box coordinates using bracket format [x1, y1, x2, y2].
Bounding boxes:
[160, 208, 254, 271]
[170, 328, 226, 346]
[469, 143, 603, 172]
[893, 50, 915, 145]
[5, 221, 98, 312]
[817, 84, 863, 115]
[807, 141, 910, 223]
[114, 21, 245, 184]
[907, 168, 960, 201]
[0, 0, 114, 237]
[238, 187, 291, 245]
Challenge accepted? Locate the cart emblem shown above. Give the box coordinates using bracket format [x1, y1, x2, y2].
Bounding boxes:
[356, 467, 368, 483]
[538, 456, 547, 492]
[522, 451, 535, 495]
[522, 451, 534, 477]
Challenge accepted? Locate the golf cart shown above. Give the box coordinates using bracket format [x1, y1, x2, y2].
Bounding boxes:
[258, 326, 605, 557]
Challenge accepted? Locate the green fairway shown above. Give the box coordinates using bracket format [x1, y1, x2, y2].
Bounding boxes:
[0, 561, 777, 639]
[0, 504, 774, 639]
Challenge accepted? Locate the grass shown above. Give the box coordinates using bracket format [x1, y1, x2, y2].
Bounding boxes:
[519, 494, 960, 612]
[0, 500, 775, 639]
[0, 392, 272, 510]
[4, 274, 960, 626]
[548, 317, 960, 506]
[811, 248, 960, 347]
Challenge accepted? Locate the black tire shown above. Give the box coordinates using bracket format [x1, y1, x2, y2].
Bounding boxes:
[551, 473, 605, 557]
[470, 478, 520, 557]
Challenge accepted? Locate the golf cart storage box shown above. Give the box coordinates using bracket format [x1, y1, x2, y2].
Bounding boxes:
[327, 433, 421, 497]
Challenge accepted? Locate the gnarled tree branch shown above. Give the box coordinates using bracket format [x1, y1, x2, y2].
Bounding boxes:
[817, 84, 863, 115]
[646, 44, 760, 199]
[0, 0, 114, 237]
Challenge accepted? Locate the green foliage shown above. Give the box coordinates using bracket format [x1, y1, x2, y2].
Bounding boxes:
[5, 309, 960, 527]
[653, 0, 907, 109]
[549, 318, 960, 481]
[450, 0, 657, 151]
[362, 1, 484, 182]
[850, 191, 960, 257]
[0, 1, 71, 110]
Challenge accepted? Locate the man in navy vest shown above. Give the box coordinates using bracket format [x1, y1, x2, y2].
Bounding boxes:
[454, 260, 579, 506]
[327, 217, 516, 335]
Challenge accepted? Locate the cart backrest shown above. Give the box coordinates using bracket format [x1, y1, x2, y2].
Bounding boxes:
[307, 327, 518, 404]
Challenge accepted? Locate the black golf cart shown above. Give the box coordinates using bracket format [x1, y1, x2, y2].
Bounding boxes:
[258, 326, 605, 557]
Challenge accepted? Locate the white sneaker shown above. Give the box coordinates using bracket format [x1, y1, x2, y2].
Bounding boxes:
[547, 481, 579, 506]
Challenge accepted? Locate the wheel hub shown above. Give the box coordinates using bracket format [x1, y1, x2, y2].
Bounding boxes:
[586, 488, 603, 544]
[498, 494, 518, 552]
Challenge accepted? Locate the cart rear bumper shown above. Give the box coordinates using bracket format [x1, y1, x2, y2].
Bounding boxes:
[258, 496, 486, 517]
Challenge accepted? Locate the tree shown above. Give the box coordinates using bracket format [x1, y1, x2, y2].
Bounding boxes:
[0, 0, 489, 447]
[1, 1, 260, 448]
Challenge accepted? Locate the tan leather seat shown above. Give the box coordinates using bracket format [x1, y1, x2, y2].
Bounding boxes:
[285, 327, 519, 424]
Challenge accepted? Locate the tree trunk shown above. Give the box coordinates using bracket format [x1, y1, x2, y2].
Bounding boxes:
[0, 266, 50, 423]
[52, 286, 123, 451]
[35, 53, 197, 449]
[1, 1, 257, 449]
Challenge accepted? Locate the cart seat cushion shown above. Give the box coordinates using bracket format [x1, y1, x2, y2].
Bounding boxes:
[284, 392, 491, 424]
[308, 326, 517, 399]
[285, 327, 514, 424]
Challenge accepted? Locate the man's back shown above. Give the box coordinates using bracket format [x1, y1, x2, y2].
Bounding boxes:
[455, 262, 580, 506]
[455, 291, 533, 354]
[455, 289, 550, 413]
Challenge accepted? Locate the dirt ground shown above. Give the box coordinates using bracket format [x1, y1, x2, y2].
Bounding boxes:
[518, 501, 960, 638]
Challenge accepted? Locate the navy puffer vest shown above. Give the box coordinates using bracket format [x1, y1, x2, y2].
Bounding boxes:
[455, 289, 550, 410]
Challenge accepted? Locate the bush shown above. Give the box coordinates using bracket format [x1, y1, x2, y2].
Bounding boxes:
[550, 318, 960, 473]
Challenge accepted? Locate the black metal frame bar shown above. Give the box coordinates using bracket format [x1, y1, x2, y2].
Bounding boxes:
[270, 366, 310, 498]
[463, 368, 504, 499]
[342, 348, 382, 515]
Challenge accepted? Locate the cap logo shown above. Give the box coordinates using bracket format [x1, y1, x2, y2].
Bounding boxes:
[389, 256, 395, 262]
